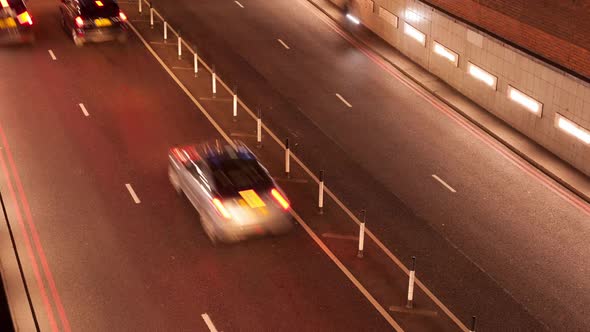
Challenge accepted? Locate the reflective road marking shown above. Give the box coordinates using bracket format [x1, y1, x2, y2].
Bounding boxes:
[432, 174, 456, 193]
[78, 103, 89, 117]
[201, 313, 219, 332]
[125, 183, 141, 204]
[48, 50, 57, 60]
[335, 93, 352, 108]
[278, 38, 290, 50]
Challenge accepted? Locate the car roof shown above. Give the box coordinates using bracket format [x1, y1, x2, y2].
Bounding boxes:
[171, 140, 257, 166]
[199, 141, 257, 166]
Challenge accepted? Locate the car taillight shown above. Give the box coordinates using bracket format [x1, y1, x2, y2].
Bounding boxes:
[271, 189, 289, 210]
[75, 16, 84, 28]
[17, 11, 33, 26]
[212, 198, 232, 219]
[119, 11, 127, 21]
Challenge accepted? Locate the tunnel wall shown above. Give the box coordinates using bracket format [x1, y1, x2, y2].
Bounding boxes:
[328, 0, 590, 176]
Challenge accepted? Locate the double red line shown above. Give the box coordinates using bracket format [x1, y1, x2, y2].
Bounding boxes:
[0, 122, 71, 332]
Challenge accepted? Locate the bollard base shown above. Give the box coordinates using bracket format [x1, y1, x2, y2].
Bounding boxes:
[232, 117, 237, 122]
[318, 208, 324, 215]
[357, 250, 364, 258]
[405, 300, 413, 309]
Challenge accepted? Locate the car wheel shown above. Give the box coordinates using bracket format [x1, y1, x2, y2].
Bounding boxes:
[72, 29, 83, 47]
[168, 166, 182, 195]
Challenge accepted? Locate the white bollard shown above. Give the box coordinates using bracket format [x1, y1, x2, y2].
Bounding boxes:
[256, 108, 262, 148]
[357, 210, 366, 258]
[318, 170, 324, 214]
[178, 36, 182, 59]
[212, 70, 217, 96]
[163, 21, 167, 41]
[285, 138, 290, 177]
[193, 52, 198, 77]
[138, 0, 142, 14]
[150, 7, 153, 27]
[232, 88, 237, 121]
[406, 256, 416, 309]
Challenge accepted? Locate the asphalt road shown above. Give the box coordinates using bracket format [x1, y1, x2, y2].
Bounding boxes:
[0, 0, 394, 330]
[138, 0, 590, 330]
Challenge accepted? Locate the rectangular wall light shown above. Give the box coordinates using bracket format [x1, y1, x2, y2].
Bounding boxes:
[467, 62, 497, 90]
[404, 23, 425, 46]
[507, 86, 543, 116]
[433, 41, 458, 66]
[555, 114, 590, 144]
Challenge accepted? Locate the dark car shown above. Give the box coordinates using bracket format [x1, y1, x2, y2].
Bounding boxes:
[0, 0, 34, 44]
[168, 140, 294, 244]
[59, 0, 127, 46]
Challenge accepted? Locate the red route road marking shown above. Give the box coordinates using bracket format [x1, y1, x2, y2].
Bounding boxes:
[0, 140, 58, 331]
[0, 123, 72, 332]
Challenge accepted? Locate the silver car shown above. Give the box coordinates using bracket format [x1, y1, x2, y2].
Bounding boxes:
[168, 140, 293, 244]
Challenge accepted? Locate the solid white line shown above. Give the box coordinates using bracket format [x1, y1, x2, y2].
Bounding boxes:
[291, 210, 404, 331]
[234, 0, 244, 8]
[126, 23, 235, 146]
[277, 38, 290, 50]
[335, 93, 352, 108]
[48, 50, 57, 60]
[125, 184, 141, 204]
[432, 174, 457, 193]
[201, 313, 219, 332]
[78, 103, 89, 117]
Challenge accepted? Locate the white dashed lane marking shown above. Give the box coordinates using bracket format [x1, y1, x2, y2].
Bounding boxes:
[432, 174, 456, 193]
[48, 50, 57, 60]
[201, 313, 219, 332]
[335, 93, 352, 108]
[277, 39, 290, 50]
[125, 183, 141, 204]
[78, 103, 89, 117]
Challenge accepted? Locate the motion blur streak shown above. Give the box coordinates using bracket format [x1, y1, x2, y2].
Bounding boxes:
[0, 123, 58, 332]
[0, 123, 72, 332]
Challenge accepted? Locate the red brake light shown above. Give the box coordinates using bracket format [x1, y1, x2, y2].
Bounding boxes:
[212, 198, 232, 219]
[119, 11, 127, 21]
[271, 189, 290, 210]
[75, 16, 84, 28]
[17, 11, 33, 26]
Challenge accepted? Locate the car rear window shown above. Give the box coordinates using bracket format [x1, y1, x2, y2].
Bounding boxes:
[210, 159, 273, 196]
[80, 0, 119, 18]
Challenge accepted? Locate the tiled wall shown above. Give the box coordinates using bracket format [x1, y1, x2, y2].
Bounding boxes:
[334, 0, 590, 176]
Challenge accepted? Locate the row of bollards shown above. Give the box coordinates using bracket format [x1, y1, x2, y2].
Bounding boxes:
[138, 2, 480, 329]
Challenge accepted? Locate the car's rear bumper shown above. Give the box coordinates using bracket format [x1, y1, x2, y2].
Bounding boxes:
[78, 25, 127, 43]
[216, 215, 294, 242]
